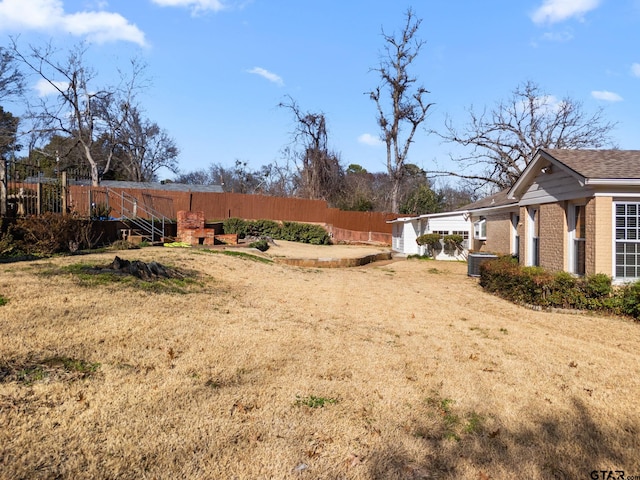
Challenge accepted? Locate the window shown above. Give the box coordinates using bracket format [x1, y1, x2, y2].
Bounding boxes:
[528, 207, 540, 266]
[615, 203, 640, 279]
[452, 230, 470, 249]
[572, 205, 586, 276]
[473, 219, 486, 240]
[433, 230, 449, 237]
[511, 213, 520, 257]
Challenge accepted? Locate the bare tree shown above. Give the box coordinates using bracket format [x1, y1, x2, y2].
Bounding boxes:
[368, 8, 433, 213]
[279, 96, 344, 203]
[0, 47, 24, 102]
[440, 80, 617, 191]
[113, 105, 179, 182]
[12, 41, 145, 186]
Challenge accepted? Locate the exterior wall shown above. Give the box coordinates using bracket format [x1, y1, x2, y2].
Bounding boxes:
[469, 209, 517, 255]
[399, 219, 421, 255]
[392, 223, 404, 252]
[588, 196, 612, 276]
[519, 167, 592, 205]
[517, 206, 526, 260]
[426, 215, 470, 236]
[482, 211, 512, 255]
[538, 202, 567, 272]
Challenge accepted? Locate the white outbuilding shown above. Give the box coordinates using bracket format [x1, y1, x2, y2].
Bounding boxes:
[388, 210, 471, 260]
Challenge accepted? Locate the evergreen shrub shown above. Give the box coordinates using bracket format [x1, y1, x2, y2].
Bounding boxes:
[478, 255, 640, 320]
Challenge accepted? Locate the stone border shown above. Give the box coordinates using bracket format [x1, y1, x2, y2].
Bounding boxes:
[273, 251, 393, 268]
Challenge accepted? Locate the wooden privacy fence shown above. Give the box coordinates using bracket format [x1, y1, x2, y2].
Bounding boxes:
[67, 186, 398, 243]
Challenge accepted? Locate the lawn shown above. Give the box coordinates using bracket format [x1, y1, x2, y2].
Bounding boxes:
[1, 246, 639, 479]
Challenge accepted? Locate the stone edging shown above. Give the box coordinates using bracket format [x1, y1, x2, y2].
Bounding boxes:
[273, 252, 392, 268]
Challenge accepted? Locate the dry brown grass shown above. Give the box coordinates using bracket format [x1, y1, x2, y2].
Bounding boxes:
[1, 244, 639, 479]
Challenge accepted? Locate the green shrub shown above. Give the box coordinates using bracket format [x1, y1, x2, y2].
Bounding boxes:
[247, 219, 281, 238]
[478, 257, 638, 317]
[249, 239, 269, 252]
[416, 233, 442, 257]
[443, 234, 464, 253]
[618, 282, 640, 319]
[584, 273, 613, 298]
[223, 218, 249, 239]
[223, 217, 331, 245]
[280, 221, 331, 245]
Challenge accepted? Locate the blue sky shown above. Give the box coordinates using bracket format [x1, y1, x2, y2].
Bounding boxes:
[1, 0, 639, 182]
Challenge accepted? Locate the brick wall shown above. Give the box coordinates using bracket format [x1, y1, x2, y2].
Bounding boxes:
[484, 212, 512, 254]
[589, 196, 612, 276]
[539, 202, 566, 272]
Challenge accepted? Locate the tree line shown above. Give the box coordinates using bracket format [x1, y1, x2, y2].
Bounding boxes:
[0, 8, 617, 214]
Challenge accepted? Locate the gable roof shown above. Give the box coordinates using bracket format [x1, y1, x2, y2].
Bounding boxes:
[458, 188, 518, 213]
[541, 149, 640, 179]
[510, 148, 640, 200]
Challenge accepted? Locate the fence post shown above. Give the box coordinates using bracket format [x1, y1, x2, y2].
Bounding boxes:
[61, 171, 68, 215]
[0, 159, 5, 217]
[37, 182, 43, 215]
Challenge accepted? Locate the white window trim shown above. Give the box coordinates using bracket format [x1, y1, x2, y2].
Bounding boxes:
[473, 218, 486, 241]
[527, 207, 539, 266]
[567, 203, 586, 276]
[612, 200, 640, 283]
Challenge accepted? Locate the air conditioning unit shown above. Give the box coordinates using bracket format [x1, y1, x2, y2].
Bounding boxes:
[467, 252, 498, 277]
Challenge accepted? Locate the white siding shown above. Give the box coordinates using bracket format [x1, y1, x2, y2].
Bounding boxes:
[403, 220, 421, 255]
[520, 169, 594, 205]
[426, 213, 471, 261]
[392, 212, 471, 258]
[426, 215, 471, 235]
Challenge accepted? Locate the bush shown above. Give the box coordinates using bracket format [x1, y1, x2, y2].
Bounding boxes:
[281, 222, 331, 245]
[443, 234, 464, 254]
[0, 231, 18, 257]
[249, 239, 269, 252]
[416, 233, 442, 257]
[223, 217, 331, 245]
[11, 213, 97, 255]
[223, 218, 249, 239]
[618, 282, 640, 319]
[90, 202, 112, 220]
[478, 256, 640, 319]
[247, 219, 281, 238]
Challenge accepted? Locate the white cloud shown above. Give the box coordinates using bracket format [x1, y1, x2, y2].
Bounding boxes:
[632, 63, 640, 78]
[0, 0, 146, 45]
[247, 67, 284, 87]
[591, 90, 623, 102]
[541, 30, 574, 42]
[531, 0, 601, 24]
[151, 0, 226, 14]
[358, 133, 383, 147]
[34, 79, 68, 97]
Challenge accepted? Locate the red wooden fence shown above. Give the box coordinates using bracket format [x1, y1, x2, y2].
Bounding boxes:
[67, 186, 399, 244]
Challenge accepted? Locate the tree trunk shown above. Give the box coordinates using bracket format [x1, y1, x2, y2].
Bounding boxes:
[390, 176, 401, 213]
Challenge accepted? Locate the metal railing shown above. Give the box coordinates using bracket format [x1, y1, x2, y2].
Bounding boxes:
[114, 190, 170, 243]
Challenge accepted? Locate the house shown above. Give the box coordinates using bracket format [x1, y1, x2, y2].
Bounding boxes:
[463, 189, 519, 256]
[469, 148, 640, 283]
[389, 210, 471, 260]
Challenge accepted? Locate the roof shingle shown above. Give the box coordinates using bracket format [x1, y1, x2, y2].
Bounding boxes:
[542, 149, 640, 179]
